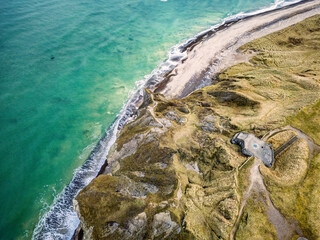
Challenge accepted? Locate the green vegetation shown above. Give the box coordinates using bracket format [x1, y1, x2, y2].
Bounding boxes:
[266, 129, 297, 149]
[262, 137, 309, 186]
[261, 127, 320, 238]
[287, 99, 320, 145]
[262, 154, 320, 239]
[237, 157, 254, 197]
[235, 197, 277, 240]
[75, 175, 147, 239]
[75, 15, 320, 239]
[214, 15, 320, 133]
[76, 88, 246, 239]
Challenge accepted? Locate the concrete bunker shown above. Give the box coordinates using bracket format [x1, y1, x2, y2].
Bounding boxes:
[231, 132, 274, 167]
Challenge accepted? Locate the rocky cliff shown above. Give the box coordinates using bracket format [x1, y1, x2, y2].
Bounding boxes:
[73, 15, 320, 240]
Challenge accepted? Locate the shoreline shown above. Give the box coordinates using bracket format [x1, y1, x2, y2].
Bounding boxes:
[32, 1, 320, 239]
[73, 11, 320, 239]
[153, 0, 320, 99]
[72, 2, 320, 239]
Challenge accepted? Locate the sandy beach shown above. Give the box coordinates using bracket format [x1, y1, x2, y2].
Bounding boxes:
[154, 0, 320, 99]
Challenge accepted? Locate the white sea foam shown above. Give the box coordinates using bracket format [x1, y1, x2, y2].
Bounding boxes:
[32, 0, 305, 239]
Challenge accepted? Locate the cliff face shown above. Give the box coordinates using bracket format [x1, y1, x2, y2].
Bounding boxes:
[74, 15, 320, 240]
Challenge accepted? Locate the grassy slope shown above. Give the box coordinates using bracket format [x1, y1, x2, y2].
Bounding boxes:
[287, 99, 320, 145]
[262, 153, 320, 239]
[213, 14, 320, 239]
[75, 15, 320, 240]
[235, 197, 277, 240]
[215, 14, 320, 133]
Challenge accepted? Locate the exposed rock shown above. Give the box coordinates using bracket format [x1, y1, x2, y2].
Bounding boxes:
[151, 211, 180, 238]
[101, 212, 147, 239]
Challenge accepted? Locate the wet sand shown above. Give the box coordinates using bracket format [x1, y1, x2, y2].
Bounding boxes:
[154, 0, 320, 99]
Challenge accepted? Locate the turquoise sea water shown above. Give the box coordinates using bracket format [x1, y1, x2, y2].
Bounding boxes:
[0, 0, 299, 239]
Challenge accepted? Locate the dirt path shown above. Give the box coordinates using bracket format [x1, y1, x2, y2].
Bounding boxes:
[286, 126, 320, 164]
[231, 125, 316, 239]
[231, 157, 296, 240]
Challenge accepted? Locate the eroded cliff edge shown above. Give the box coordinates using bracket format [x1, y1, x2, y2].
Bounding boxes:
[73, 15, 320, 240]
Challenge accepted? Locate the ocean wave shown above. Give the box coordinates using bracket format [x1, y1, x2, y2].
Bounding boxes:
[31, 0, 304, 239]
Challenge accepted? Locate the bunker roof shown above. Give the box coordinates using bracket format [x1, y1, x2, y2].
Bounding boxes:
[231, 132, 274, 167]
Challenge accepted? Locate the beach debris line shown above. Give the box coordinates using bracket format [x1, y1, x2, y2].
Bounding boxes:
[231, 132, 274, 167]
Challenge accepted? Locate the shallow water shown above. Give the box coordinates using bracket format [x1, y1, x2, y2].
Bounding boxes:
[0, 0, 299, 239]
